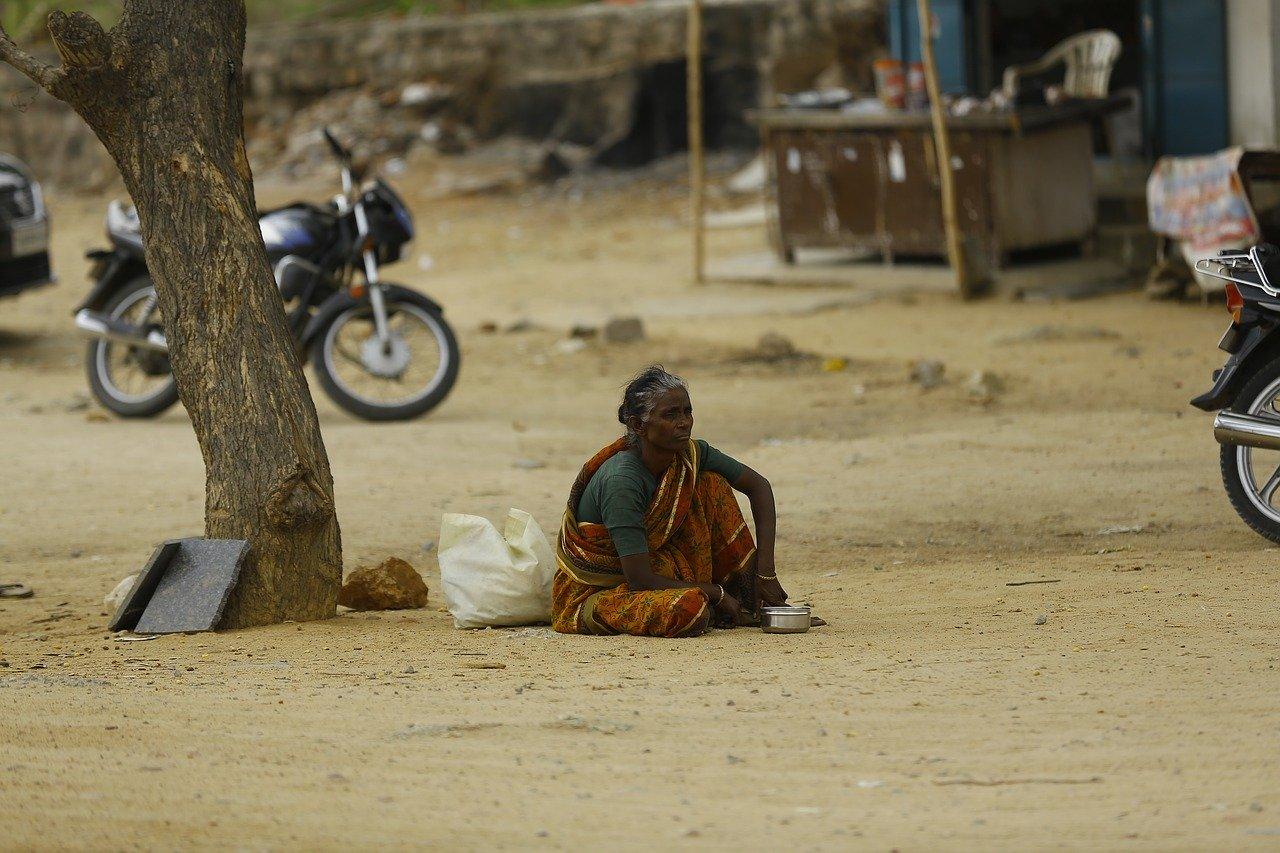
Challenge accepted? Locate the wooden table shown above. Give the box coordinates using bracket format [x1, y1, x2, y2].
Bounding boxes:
[750, 98, 1127, 267]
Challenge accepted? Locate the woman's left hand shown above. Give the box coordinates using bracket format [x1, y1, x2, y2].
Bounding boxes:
[756, 560, 789, 607]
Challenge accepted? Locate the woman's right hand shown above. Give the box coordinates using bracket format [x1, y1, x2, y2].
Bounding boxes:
[715, 590, 745, 625]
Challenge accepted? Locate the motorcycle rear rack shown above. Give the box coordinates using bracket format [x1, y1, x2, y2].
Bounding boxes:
[1195, 249, 1280, 297]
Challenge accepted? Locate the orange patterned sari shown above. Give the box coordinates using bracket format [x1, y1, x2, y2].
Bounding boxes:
[553, 438, 757, 637]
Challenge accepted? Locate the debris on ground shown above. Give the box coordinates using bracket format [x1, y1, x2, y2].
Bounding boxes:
[513, 458, 546, 470]
[1097, 523, 1147, 535]
[1034, 613, 1049, 625]
[822, 357, 848, 372]
[478, 321, 499, 334]
[568, 324, 598, 339]
[705, 205, 768, 229]
[527, 142, 591, 183]
[965, 369, 1005, 402]
[910, 359, 946, 389]
[545, 715, 633, 734]
[602, 317, 645, 344]
[393, 722, 500, 739]
[755, 331, 797, 361]
[0, 583, 33, 599]
[430, 169, 524, 199]
[338, 557, 430, 611]
[505, 319, 537, 333]
[103, 574, 138, 609]
[992, 325, 1120, 346]
[727, 154, 766, 194]
[554, 338, 588, 355]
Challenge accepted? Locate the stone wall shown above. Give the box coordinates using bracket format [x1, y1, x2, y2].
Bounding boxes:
[0, 0, 883, 189]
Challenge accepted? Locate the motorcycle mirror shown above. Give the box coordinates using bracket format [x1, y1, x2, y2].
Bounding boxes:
[321, 126, 351, 162]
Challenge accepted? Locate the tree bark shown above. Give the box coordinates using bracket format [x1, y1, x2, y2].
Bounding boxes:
[1, 1, 341, 627]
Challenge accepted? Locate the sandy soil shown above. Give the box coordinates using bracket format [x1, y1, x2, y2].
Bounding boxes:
[1, 165, 1278, 851]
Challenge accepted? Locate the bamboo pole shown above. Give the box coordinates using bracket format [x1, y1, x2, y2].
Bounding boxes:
[687, 0, 705, 284]
[916, 0, 976, 298]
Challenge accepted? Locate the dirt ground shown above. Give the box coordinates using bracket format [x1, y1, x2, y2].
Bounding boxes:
[1, 163, 1278, 851]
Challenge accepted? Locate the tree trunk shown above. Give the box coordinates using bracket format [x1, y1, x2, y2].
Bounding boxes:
[1, 2, 341, 627]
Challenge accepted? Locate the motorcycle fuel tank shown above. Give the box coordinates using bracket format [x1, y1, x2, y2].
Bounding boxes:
[259, 205, 332, 264]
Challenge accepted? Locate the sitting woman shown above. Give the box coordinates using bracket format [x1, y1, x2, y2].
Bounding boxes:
[553, 365, 818, 637]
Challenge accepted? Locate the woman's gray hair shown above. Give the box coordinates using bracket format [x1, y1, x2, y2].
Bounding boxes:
[618, 365, 687, 445]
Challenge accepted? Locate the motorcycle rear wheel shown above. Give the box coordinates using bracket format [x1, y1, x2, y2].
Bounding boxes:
[85, 276, 179, 418]
[311, 288, 460, 421]
[1221, 355, 1280, 545]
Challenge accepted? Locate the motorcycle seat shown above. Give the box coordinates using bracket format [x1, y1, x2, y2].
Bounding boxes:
[106, 199, 144, 257]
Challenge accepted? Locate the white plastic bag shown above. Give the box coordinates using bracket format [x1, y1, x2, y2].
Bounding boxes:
[438, 508, 556, 628]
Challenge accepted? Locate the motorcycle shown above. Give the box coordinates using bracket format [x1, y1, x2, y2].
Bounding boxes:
[1192, 243, 1280, 542]
[73, 128, 459, 421]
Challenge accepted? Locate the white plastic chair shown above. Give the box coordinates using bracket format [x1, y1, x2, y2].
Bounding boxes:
[1001, 30, 1122, 101]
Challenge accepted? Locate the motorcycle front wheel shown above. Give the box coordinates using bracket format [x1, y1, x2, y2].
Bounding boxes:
[85, 276, 179, 418]
[1221, 355, 1280, 544]
[311, 288, 460, 421]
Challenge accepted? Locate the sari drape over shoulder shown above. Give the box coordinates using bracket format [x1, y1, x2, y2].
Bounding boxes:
[553, 438, 757, 637]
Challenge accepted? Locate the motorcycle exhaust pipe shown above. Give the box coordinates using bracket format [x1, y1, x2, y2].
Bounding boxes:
[1213, 411, 1280, 451]
[74, 309, 168, 353]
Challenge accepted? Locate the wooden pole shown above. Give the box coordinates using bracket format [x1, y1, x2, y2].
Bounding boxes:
[687, 0, 705, 284]
[916, 0, 976, 298]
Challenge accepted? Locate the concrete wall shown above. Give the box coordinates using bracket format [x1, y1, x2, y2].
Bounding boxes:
[1226, 0, 1280, 147]
[0, 0, 882, 190]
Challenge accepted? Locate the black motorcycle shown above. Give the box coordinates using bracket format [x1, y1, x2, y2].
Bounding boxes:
[74, 128, 459, 421]
[1192, 243, 1280, 542]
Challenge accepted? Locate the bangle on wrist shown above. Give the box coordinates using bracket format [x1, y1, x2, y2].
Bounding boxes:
[757, 572, 777, 580]
[711, 584, 724, 605]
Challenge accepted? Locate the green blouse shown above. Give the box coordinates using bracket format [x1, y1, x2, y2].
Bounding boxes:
[576, 439, 745, 556]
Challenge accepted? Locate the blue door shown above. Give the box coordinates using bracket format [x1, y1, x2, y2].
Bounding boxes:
[1142, 0, 1228, 156]
[887, 0, 968, 94]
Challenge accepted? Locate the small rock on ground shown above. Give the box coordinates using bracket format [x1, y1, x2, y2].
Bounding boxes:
[992, 325, 1119, 346]
[755, 331, 797, 361]
[602, 317, 645, 344]
[338, 557, 429, 611]
[965, 369, 1004, 401]
[910, 359, 946, 389]
[103, 574, 138, 610]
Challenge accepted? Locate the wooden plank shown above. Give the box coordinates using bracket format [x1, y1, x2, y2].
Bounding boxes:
[687, 0, 705, 284]
[746, 93, 1131, 133]
[917, 0, 977, 296]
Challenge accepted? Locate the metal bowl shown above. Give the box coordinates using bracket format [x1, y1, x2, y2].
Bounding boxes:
[760, 605, 811, 634]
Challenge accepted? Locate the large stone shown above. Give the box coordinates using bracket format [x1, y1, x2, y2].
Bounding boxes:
[338, 557, 429, 611]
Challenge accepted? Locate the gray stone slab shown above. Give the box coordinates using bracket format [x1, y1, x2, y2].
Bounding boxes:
[134, 538, 250, 634]
[108, 539, 182, 633]
[109, 538, 250, 634]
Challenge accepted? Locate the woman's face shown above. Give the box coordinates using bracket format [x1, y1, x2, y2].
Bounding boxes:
[638, 387, 693, 452]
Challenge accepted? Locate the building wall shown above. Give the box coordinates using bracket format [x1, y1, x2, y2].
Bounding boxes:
[1226, 0, 1280, 147]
